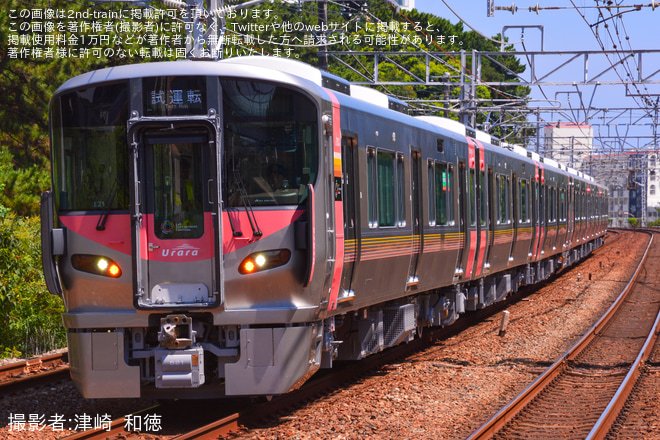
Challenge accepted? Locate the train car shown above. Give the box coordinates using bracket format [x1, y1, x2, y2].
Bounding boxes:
[41, 56, 608, 399]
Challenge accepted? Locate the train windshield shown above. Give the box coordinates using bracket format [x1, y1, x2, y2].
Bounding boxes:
[50, 82, 129, 212]
[221, 79, 318, 207]
[148, 134, 206, 240]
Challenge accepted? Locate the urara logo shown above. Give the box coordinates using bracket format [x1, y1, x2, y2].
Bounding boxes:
[162, 244, 200, 257]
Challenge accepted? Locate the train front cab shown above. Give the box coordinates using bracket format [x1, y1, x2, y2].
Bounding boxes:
[41, 64, 338, 398]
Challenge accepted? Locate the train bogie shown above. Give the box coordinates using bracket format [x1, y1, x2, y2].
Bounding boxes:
[42, 56, 607, 399]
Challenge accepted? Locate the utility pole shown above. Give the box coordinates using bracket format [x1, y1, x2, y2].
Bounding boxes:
[317, 0, 329, 71]
[443, 72, 450, 118]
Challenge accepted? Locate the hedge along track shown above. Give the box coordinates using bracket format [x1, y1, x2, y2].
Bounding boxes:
[467, 230, 659, 440]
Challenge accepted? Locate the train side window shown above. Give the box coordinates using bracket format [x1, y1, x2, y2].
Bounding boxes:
[559, 188, 566, 221]
[435, 162, 449, 226]
[547, 186, 552, 223]
[428, 161, 453, 227]
[480, 170, 486, 227]
[556, 187, 560, 223]
[496, 174, 505, 224]
[447, 164, 455, 225]
[549, 186, 556, 223]
[377, 149, 396, 228]
[367, 148, 377, 228]
[397, 153, 406, 227]
[428, 160, 436, 226]
[506, 177, 515, 224]
[469, 169, 476, 226]
[519, 179, 530, 223]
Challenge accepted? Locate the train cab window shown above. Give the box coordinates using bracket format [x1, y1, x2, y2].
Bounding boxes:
[221, 80, 318, 207]
[51, 82, 130, 212]
[148, 137, 205, 239]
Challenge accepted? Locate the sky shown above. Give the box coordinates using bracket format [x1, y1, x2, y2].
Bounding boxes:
[412, 0, 660, 151]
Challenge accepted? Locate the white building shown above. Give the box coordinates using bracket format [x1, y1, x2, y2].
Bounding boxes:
[543, 122, 593, 170]
[647, 152, 660, 222]
[583, 150, 660, 227]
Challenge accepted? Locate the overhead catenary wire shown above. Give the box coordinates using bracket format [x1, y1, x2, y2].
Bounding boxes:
[440, 0, 522, 46]
[570, 0, 658, 129]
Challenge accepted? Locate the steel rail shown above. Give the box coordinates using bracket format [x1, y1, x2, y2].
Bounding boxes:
[0, 351, 69, 394]
[465, 231, 653, 440]
[586, 237, 660, 438]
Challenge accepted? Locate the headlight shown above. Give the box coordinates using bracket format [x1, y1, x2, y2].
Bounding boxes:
[239, 249, 291, 275]
[71, 254, 122, 278]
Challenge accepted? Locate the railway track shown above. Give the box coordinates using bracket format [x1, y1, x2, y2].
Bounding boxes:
[60, 231, 630, 440]
[0, 351, 69, 394]
[607, 353, 660, 439]
[467, 230, 659, 440]
[61, 332, 438, 439]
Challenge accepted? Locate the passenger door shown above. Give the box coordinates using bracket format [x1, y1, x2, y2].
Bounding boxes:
[338, 135, 359, 301]
[456, 161, 468, 280]
[407, 148, 423, 288]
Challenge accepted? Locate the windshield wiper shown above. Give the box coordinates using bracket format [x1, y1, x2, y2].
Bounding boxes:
[231, 168, 262, 238]
[96, 177, 118, 231]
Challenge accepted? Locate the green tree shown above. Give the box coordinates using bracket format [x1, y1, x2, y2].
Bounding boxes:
[0, 214, 65, 356]
[1, 0, 182, 216]
[222, 1, 530, 133]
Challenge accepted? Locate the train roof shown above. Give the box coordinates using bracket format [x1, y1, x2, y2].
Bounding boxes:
[54, 57, 333, 99]
[414, 115, 596, 182]
[54, 56, 600, 187]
